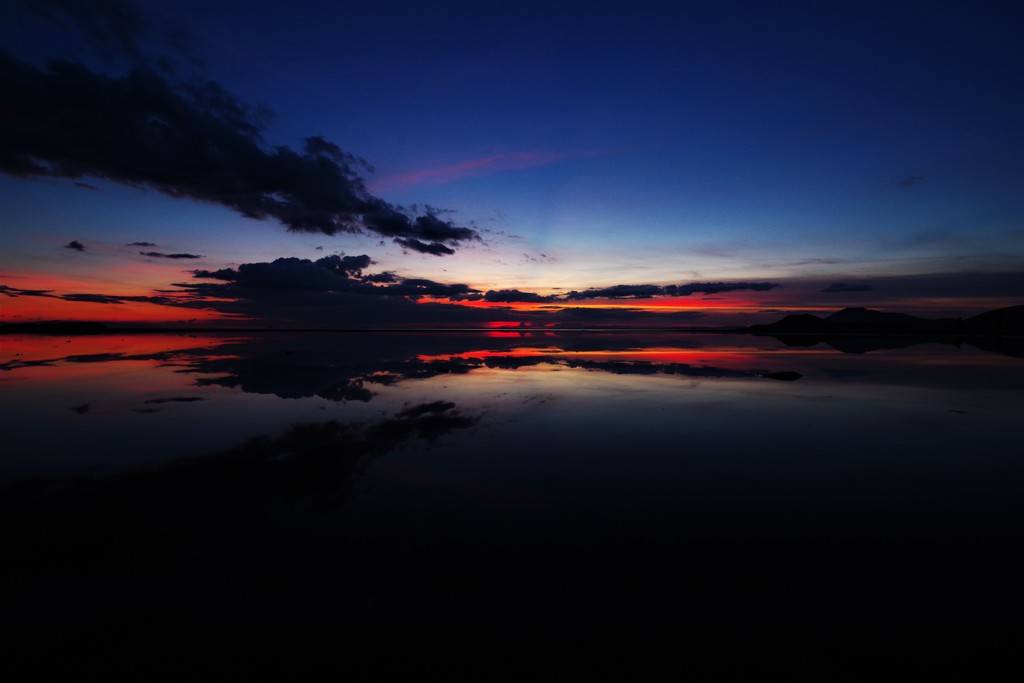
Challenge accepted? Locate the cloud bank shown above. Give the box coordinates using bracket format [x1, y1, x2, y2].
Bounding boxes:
[140, 251, 203, 259]
[0, 53, 478, 255]
[564, 281, 781, 300]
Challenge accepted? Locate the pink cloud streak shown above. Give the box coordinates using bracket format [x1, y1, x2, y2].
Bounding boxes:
[368, 149, 609, 191]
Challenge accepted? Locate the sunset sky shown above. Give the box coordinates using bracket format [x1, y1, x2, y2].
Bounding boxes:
[1, 0, 1022, 327]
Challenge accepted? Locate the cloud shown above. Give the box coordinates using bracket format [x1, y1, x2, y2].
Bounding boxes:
[0, 283, 172, 306]
[0, 285, 56, 298]
[64, 240, 85, 251]
[0, 53, 478, 255]
[377, 278, 476, 299]
[821, 282, 875, 293]
[166, 255, 708, 327]
[181, 255, 479, 305]
[60, 292, 174, 305]
[369, 149, 607, 191]
[665, 282, 781, 296]
[316, 254, 372, 276]
[127, 241, 157, 246]
[564, 281, 781, 300]
[565, 284, 664, 300]
[394, 238, 455, 256]
[9, 242, 783, 328]
[145, 397, 204, 404]
[482, 289, 556, 303]
[140, 251, 203, 259]
[899, 175, 923, 187]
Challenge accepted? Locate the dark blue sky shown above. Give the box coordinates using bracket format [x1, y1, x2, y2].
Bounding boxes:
[1, 0, 1022, 325]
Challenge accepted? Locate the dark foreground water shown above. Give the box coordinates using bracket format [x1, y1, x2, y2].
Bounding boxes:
[2, 330, 1022, 673]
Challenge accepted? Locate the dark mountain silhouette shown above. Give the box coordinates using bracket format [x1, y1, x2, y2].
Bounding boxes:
[749, 305, 1024, 356]
[750, 305, 1023, 335]
[750, 307, 962, 334]
[964, 305, 1024, 335]
[825, 307, 964, 332]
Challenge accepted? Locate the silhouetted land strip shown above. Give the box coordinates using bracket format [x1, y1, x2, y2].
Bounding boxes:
[748, 305, 1024, 356]
[749, 305, 1024, 335]
[3, 305, 1021, 337]
[0, 321, 746, 334]
[4, 306, 1023, 358]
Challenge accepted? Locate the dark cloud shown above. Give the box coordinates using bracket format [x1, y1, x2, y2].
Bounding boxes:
[362, 271, 399, 284]
[64, 240, 85, 251]
[156, 256, 547, 326]
[565, 284, 664, 300]
[3, 253, 776, 328]
[394, 238, 455, 256]
[179, 255, 480, 309]
[821, 282, 875, 293]
[378, 278, 476, 298]
[144, 397, 205, 404]
[140, 251, 203, 259]
[665, 282, 781, 296]
[899, 175, 923, 187]
[60, 292, 173, 305]
[317, 254, 372, 276]
[565, 281, 780, 300]
[126, 241, 156, 246]
[1, 285, 56, 298]
[188, 257, 368, 293]
[0, 53, 478, 254]
[483, 289, 555, 303]
[785, 258, 840, 266]
[0, 283, 176, 306]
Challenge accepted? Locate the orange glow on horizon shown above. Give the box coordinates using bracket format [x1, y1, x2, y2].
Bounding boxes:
[417, 346, 781, 365]
[0, 333, 237, 366]
[416, 295, 809, 316]
[1, 268, 246, 324]
[3, 270, 181, 297]
[0, 295, 238, 324]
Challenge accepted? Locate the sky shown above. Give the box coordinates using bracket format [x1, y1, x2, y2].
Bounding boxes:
[1, 0, 1022, 327]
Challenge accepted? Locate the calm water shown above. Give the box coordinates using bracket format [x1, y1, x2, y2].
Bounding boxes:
[2, 330, 1022, 664]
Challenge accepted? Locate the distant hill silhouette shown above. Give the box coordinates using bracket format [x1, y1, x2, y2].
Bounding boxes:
[749, 306, 1024, 336]
[963, 305, 1024, 335]
[749, 305, 1024, 356]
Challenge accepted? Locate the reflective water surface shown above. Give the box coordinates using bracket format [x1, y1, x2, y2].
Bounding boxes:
[2, 331, 1022, 660]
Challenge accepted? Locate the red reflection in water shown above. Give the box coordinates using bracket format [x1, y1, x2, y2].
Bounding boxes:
[0, 334, 237, 367]
[418, 346, 763, 366]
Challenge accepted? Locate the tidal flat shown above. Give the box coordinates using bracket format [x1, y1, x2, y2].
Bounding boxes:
[2, 330, 1022, 670]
